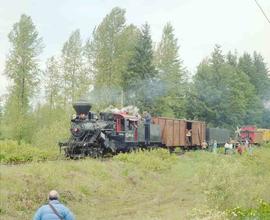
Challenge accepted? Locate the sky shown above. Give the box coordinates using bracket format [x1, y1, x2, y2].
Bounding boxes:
[0, 0, 270, 97]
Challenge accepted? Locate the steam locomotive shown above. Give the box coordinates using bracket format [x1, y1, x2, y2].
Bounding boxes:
[59, 101, 232, 158]
[59, 101, 162, 158]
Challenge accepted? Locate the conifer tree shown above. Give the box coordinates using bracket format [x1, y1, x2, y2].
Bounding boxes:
[127, 23, 156, 82]
[238, 52, 270, 127]
[211, 44, 225, 71]
[125, 23, 157, 112]
[226, 51, 238, 67]
[252, 52, 270, 99]
[188, 46, 262, 128]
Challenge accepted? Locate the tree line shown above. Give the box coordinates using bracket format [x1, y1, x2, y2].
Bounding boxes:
[0, 7, 269, 145]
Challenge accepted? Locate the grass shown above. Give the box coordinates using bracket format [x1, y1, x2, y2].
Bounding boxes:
[0, 145, 270, 219]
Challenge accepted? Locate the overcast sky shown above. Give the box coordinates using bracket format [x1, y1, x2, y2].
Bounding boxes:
[0, 0, 269, 97]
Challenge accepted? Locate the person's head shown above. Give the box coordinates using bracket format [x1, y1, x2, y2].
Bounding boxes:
[48, 190, 59, 201]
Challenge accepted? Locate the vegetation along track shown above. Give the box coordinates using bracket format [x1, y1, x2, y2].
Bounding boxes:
[1, 145, 270, 219]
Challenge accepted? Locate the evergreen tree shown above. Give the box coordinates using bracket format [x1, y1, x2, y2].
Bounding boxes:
[252, 52, 270, 100]
[237, 52, 269, 126]
[126, 23, 157, 112]
[237, 52, 270, 99]
[261, 108, 270, 128]
[127, 23, 156, 82]
[3, 14, 43, 141]
[211, 44, 225, 71]
[188, 46, 262, 128]
[226, 51, 238, 67]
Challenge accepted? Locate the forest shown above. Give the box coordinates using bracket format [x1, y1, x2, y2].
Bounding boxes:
[0, 7, 270, 147]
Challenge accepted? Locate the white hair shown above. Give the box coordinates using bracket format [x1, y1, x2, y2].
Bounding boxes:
[48, 190, 59, 200]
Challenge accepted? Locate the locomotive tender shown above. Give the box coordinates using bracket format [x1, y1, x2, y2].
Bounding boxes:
[59, 101, 231, 158]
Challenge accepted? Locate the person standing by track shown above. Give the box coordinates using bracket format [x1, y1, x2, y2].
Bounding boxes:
[224, 141, 233, 154]
[212, 140, 217, 153]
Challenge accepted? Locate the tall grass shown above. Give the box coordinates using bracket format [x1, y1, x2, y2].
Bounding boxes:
[0, 146, 269, 219]
[114, 149, 178, 171]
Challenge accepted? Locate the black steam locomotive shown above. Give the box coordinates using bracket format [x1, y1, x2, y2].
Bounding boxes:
[59, 101, 162, 158]
[60, 101, 231, 158]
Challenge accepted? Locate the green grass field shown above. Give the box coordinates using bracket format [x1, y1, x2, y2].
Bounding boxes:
[0, 142, 270, 219]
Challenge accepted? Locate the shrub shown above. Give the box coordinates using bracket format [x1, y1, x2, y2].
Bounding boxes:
[0, 140, 58, 164]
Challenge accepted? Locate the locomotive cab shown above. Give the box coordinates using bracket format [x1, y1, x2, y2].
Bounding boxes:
[114, 113, 139, 144]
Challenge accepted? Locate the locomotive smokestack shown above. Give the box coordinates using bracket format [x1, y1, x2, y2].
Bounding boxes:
[73, 100, 92, 115]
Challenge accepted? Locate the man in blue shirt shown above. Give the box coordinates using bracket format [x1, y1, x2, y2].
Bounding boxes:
[33, 190, 75, 220]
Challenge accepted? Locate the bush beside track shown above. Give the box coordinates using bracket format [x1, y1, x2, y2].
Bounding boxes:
[0, 140, 59, 164]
